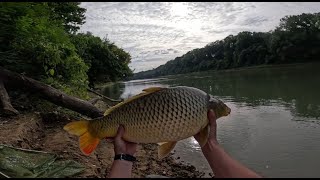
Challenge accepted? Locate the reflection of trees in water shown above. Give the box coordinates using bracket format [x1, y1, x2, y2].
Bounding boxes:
[120, 82, 169, 99]
[99, 64, 320, 119]
[165, 64, 320, 119]
[101, 82, 125, 100]
[101, 81, 169, 100]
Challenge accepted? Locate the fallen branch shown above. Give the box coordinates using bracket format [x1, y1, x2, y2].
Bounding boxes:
[0, 79, 19, 116]
[0, 67, 104, 118]
[87, 88, 122, 106]
[88, 97, 102, 105]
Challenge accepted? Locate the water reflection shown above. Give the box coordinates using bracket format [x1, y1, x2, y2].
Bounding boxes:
[161, 63, 320, 120]
[103, 63, 320, 120]
[101, 82, 125, 100]
[101, 63, 320, 177]
[120, 82, 169, 99]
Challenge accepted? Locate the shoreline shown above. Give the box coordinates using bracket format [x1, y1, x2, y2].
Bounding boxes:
[0, 95, 209, 178]
[131, 61, 319, 81]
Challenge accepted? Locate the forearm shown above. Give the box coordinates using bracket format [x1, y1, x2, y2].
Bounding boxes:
[202, 140, 261, 178]
[108, 160, 133, 178]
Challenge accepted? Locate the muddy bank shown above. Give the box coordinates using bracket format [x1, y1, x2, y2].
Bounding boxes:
[0, 110, 209, 178]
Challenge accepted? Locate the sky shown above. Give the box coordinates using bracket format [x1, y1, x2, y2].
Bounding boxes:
[79, 2, 320, 73]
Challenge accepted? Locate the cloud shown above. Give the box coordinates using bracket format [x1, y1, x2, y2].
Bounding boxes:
[238, 16, 269, 26]
[79, 2, 320, 73]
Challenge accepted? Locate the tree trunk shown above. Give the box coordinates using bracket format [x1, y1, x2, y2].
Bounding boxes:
[0, 80, 19, 115]
[0, 67, 104, 118]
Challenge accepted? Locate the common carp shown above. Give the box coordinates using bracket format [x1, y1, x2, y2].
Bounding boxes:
[64, 86, 231, 159]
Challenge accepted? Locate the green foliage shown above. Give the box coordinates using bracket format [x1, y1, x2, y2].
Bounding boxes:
[47, 2, 86, 34]
[0, 3, 89, 98]
[70, 33, 133, 88]
[0, 2, 31, 52]
[0, 2, 133, 98]
[133, 12, 320, 80]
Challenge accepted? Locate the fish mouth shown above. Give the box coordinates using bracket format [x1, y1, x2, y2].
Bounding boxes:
[222, 105, 231, 116]
[226, 107, 231, 114]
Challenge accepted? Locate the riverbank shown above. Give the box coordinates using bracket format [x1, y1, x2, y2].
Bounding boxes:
[132, 62, 319, 81]
[0, 92, 209, 178]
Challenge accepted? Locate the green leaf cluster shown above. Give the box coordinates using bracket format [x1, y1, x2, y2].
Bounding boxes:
[0, 2, 132, 98]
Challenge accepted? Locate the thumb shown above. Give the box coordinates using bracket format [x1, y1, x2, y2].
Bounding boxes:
[208, 110, 216, 124]
[115, 125, 125, 140]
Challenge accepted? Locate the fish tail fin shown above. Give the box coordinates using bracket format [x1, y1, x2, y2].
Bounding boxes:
[63, 120, 100, 156]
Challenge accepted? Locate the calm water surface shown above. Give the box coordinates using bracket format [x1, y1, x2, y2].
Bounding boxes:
[101, 63, 320, 178]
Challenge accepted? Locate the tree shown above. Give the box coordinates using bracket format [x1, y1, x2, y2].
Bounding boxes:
[1, 2, 133, 97]
[47, 2, 86, 34]
[71, 33, 133, 88]
[132, 12, 320, 80]
[0, 2, 89, 98]
[277, 13, 320, 34]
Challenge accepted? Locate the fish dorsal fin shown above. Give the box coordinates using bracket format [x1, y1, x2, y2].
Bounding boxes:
[142, 87, 164, 93]
[104, 87, 165, 116]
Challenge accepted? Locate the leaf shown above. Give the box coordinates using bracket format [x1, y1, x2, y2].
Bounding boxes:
[49, 69, 54, 76]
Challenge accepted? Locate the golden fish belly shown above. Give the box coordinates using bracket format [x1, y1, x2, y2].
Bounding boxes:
[92, 86, 209, 143]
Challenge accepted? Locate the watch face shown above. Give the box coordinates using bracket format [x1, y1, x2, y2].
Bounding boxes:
[114, 154, 136, 162]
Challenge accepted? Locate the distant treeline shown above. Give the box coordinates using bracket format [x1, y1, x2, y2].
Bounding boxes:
[0, 2, 133, 98]
[133, 12, 320, 80]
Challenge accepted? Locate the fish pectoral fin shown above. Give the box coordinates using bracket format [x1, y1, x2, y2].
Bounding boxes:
[157, 142, 167, 146]
[197, 124, 210, 147]
[158, 141, 177, 159]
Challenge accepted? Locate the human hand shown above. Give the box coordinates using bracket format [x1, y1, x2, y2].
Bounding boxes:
[106, 125, 137, 156]
[194, 110, 219, 146]
[107, 125, 137, 178]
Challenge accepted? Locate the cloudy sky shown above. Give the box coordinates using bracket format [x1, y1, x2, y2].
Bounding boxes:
[79, 2, 320, 73]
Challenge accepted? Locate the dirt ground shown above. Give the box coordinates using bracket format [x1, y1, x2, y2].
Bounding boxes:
[0, 110, 209, 178]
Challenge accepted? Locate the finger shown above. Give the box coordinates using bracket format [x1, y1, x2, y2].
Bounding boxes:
[208, 110, 216, 122]
[127, 141, 137, 146]
[115, 125, 125, 140]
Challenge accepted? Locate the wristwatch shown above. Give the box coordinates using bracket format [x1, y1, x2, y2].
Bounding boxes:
[114, 153, 136, 162]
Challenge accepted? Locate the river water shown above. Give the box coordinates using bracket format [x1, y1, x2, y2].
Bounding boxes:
[101, 63, 320, 178]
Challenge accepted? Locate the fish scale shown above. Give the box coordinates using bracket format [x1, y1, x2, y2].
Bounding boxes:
[103, 87, 203, 142]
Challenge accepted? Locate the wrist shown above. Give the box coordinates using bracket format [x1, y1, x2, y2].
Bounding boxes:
[202, 139, 220, 152]
[114, 159, 134, 166]
[114, 153, 136, 162]
[115, 150, 135, 156]
[109, 160, 133, 178]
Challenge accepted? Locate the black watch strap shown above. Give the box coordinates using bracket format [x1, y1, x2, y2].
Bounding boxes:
[114, 153, 136, 162]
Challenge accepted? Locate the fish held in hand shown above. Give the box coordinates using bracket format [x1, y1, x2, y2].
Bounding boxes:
[63, 86, 231, 159]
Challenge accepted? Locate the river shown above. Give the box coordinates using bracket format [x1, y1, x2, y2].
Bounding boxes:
[101, 63, 320, 178]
